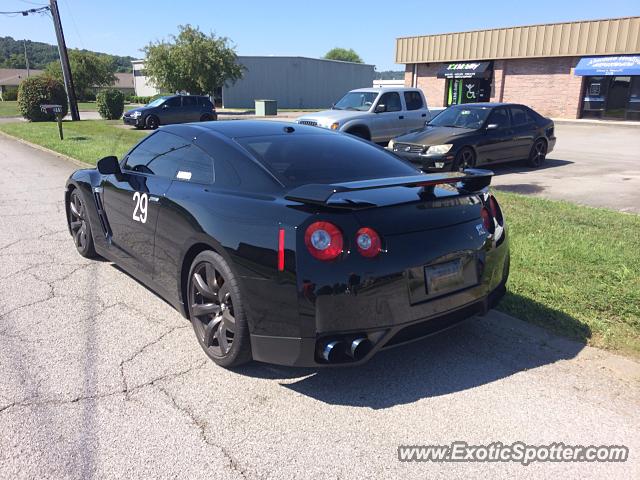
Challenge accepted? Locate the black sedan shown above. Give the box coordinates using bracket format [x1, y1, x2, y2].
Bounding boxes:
[389, 103, 556, 171]
[65, 121, 509, 368]
[123, 94, 217, 130]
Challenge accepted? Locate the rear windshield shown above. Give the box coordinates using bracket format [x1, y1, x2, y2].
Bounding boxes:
[236, 133, 418, 187]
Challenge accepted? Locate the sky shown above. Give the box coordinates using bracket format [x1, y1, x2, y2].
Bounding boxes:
[1, 0, 638, 71]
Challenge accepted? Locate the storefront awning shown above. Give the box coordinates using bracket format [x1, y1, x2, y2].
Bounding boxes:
[575, 56, 640, 76]
[437, 61, 493, 79]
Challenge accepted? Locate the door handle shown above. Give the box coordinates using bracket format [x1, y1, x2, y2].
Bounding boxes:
[148, 195, 160, 203]
[421, 113, 426, 117]
[399, 115, 404, 120]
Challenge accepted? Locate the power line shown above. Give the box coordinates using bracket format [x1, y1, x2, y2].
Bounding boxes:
[0, 6, 50, 15]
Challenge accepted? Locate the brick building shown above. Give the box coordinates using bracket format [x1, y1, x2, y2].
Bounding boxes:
[396, 17, 640, 120]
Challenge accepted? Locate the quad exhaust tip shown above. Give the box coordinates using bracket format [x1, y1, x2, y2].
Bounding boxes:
[322, 340, 345, 363]
[320, 337, 372, 363]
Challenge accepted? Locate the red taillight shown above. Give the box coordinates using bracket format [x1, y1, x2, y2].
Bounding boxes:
[356, 227, 382, 258]
[304, 221, 343, 261]
[278, 228, 285, 271]
[480, 207, 494, 234]
[488, 195, 503, 226]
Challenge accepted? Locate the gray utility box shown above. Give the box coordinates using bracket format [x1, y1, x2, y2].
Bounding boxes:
[255, 99, 277, 116]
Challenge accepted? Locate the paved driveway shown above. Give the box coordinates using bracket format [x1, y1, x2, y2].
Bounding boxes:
[0, 135, 639, 479]
[490, 123, 640, 213]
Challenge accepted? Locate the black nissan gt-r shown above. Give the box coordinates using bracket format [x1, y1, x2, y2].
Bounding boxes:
[65, 121, 510, 368]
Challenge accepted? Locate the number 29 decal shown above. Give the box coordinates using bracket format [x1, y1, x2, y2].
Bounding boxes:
[132, 191, 148, 223]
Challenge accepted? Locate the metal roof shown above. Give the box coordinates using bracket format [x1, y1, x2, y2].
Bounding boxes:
[395, 17, 640, 64]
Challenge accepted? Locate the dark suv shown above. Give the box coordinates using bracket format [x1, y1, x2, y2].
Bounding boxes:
[123, 95, 217, 129]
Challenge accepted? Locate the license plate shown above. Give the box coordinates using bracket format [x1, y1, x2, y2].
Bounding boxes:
[425, 259, 465, 296]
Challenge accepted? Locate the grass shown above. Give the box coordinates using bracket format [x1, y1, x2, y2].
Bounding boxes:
[0, 119, 148, 164]
[0, 101, 20, 117]
[0, 118, 638, 356]
[495, 191, 640, 357]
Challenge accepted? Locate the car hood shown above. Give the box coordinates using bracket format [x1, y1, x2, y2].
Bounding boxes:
[124, 106, 152, 116]
[395, 125, 476, 145]
[297, 109, 367, 126]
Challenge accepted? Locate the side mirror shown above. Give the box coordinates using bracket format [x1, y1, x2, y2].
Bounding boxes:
[374, 104, 386, 113]
[97, 155, 121, 175]
[486, 123, 499, 130]
[162, 104, 169, 109]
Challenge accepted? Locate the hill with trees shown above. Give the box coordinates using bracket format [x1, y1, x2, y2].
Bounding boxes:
[0, 36, 134, 72]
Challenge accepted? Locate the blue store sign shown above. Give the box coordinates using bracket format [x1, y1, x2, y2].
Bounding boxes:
[575, 56, 640, 76]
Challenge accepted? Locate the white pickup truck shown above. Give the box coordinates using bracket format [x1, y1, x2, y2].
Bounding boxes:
[296, 87, 431, 144]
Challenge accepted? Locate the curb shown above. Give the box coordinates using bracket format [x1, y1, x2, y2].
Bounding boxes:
[551, 118, 640, 129]
[0, 129, 89, 169]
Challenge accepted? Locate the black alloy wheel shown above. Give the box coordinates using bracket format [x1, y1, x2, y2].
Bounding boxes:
[146, 115, 159, 130]
[528, 139, 547, 168]
[188, 251, 251, 367]
[68, 189, 96, 258]
[453, 147, 476, 171]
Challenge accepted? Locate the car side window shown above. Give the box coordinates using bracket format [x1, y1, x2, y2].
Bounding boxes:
[404, 91, 424, 111]
[487, 108, 511, 129]
[182, 96, 197, 107]
[174, 145, 214, 184]
[510, 107, 531, 126]
[165, 96, 181, 107]
[378, 92, 402, 112]
[123, 131, 188, 178]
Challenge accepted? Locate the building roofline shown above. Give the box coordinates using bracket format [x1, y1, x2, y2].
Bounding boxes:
[395, 15, 640, 41]
[131, 56, 374, 67]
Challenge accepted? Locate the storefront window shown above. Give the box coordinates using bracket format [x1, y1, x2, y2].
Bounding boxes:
[581, 75, 639, 120]
[446, 78, 491, 106]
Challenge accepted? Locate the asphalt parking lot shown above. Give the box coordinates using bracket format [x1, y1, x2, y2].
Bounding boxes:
[1, 132, 639, 479]
[490, 122, 640, 213]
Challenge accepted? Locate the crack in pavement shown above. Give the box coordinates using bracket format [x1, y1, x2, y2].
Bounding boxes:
[156, 384, 256, 480]
[118, 324, 191, 397]
[0, 360, 208, 415]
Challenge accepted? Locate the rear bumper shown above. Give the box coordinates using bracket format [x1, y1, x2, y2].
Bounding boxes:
[250, 279, 507, 367]
[251, 245, 509, 367]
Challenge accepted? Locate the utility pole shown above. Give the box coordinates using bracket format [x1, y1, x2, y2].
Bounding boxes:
[49, 0, 79, 120]
[23, 40, 30, 77]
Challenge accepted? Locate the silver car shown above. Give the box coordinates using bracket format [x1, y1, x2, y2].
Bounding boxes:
[296, 87, 430, 143]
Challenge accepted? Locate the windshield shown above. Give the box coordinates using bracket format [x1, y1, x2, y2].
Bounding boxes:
[333, 92, 378, 111]
[146, 97, 168, 107]
[236, 133, 418, 187]
[428, 106, 491, 129]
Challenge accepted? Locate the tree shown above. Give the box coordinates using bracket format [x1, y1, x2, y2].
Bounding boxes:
[45, 50, 116, 99]
[143, 25, 243, 95]
[323, 48, 363, 63]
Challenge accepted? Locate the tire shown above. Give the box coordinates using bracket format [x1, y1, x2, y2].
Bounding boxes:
[452, 147, 476, 171]
[187, 251, 252, 368]
[145, 115, 159, 130]
[68, 188, 97, 259]
[199, 114, 214, 122]
[346, 127, 370, 141]
[527, 139, 547, 168]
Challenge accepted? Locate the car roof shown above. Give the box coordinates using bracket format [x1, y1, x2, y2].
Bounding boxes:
[162, 120, 328, 139]
[350, 87, 421, 93]
[449, 102, 524, 108]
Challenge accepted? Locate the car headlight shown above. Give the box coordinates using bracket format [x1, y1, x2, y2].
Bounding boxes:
[130, 111, 141, 119]
[330, 122, 340, 130]
[423, 144, 453, 156]
[387, 139, 395, 150]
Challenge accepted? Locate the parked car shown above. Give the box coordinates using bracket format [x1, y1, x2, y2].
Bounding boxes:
[123, 94, 217, 129]
[64, 121, 509, 368]
[296, 87, 430, 143]
[388, 103, 556, 171]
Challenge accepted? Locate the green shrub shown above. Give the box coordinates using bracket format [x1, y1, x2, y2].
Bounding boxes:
[17, 75, 68, 121]
[96, 88, 125, 119]
[3, 87, 18, 101]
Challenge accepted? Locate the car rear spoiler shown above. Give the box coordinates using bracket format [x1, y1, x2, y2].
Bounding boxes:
[284, 168, 493, 206]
